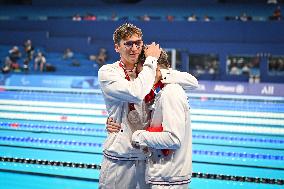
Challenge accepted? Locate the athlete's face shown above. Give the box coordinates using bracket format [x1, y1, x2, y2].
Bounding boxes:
[155, 65, 162, 83]
[115, 34, 143, 66]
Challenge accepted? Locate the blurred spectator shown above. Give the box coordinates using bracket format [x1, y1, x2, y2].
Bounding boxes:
[239, 12, 251, 22]
[269, 6, 282, 20]
[187, 14, 197, 22]
[23, 39, 35, 63]
[9, 46, 21, 64]
[227, 55, 261, 77]
[23, 59, 29, 72]
[241, 63, 250, 76]
[8, 46, 22, 71]
[278, 59, 284, 73]
[189, 53, 219, 77]
[34, 52, 46, 72]
[141, 14, 150, 21]
[63, 48, 74, 60]
[229, 64, 241, 75]
[269, 58, 278, 73]
[227, 58, 241, 75]
[208, 60, 218, 74]
[23, 40, 35, 71]
[111, 12, 119, 21]
[203, 15, 211, 22]
[166, 15, 175, 22]
[1, 57, 12, 73]
[84, 13, 97, 21]
[72, 14, 82, 21]
[267, 0, 278, 4]
[269, 56, 284, 75]
[89, 48, 108, 68]
[194, 65, 205, 75]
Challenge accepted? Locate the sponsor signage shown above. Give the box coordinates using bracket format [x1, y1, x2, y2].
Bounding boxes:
[0, 75, 283, 97]
[1, 75, 100, 89]
[192, 81, 284, 97]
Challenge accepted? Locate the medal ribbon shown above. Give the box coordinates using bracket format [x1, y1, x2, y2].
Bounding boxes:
[119, 61, 139, 111]
[119, 61, 164, 106]
[144, 81, 164, 103]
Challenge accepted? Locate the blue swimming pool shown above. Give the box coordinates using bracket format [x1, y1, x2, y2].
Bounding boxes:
[0, 88, 283, 189]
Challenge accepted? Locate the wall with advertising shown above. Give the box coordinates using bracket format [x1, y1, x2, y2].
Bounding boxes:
[1, 75, 283, 97]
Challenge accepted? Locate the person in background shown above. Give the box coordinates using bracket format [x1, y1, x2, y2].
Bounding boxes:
[72, 13, 82, 21]
[8, 46, 22, 71]
[63, 48, 74, 60]
[90, 48, 108, 68]
[23, 39, 34, 63]
[34, 51, 46, 72]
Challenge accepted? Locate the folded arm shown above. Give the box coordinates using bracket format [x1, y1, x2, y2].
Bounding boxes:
[132, 90, 186, 150]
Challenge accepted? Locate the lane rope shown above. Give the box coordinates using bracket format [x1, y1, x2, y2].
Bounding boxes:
[0, 156, 283, 185]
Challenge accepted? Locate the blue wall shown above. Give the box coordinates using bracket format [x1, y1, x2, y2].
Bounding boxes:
[1, 20, 283, 43]
[0, 20, 283, 82]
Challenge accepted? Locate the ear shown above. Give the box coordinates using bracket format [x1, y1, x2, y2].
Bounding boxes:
[114, 44, 120, 53]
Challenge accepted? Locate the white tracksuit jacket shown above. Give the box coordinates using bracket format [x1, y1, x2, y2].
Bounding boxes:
[99, 57, 198, 161]
[132, 68, 198, 185]
[98, 56, 158, 160]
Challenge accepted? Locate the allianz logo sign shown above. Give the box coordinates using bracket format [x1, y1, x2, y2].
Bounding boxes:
[261, 85, 274, 95]
[214, 84, 244, 94]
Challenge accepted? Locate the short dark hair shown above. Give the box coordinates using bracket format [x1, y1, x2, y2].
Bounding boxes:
[113, 23, 143, 44]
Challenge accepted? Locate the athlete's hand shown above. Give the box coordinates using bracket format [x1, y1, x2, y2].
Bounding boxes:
[106, 117, 121, 133]
[132, 141, 140, 149]
[144, 42, 161, 59]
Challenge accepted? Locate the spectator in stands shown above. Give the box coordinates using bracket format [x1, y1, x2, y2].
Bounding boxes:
[8, 46, 21, 65]
[23, 39, 35, 63]
[166, 14, 175, 22]
[1, 57, 12, 73]
[208, 60, 218, 74]
[203, 15, 211, 22]
[62, 48, 74, 60]
[84, 13, 97, 21]
[239, 12, 251, 22]
[267, 0, 278, 4]
[242, 63, 250, 76]
[34, 51, 46, 72]
[229, 64, 240, 75]
[270, 57, 284, 75]
[278, 59, 284, 73]
[7, 46, 21, 71]
[89, 47, 108, 68]
[270, 6, 282, 20]
[72, 14, 82, 21]
[269, 58, 278, 74]
[194, 65, 205, 75]
[227, 59, 238, 75]
[111, 12, 119, 21]
[187, 14, 197, 22]
[141, 14, 151, 21]
[23, 59, 29, 72]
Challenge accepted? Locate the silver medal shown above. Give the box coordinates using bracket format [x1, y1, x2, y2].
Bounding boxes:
[128, 110, 141, 124]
